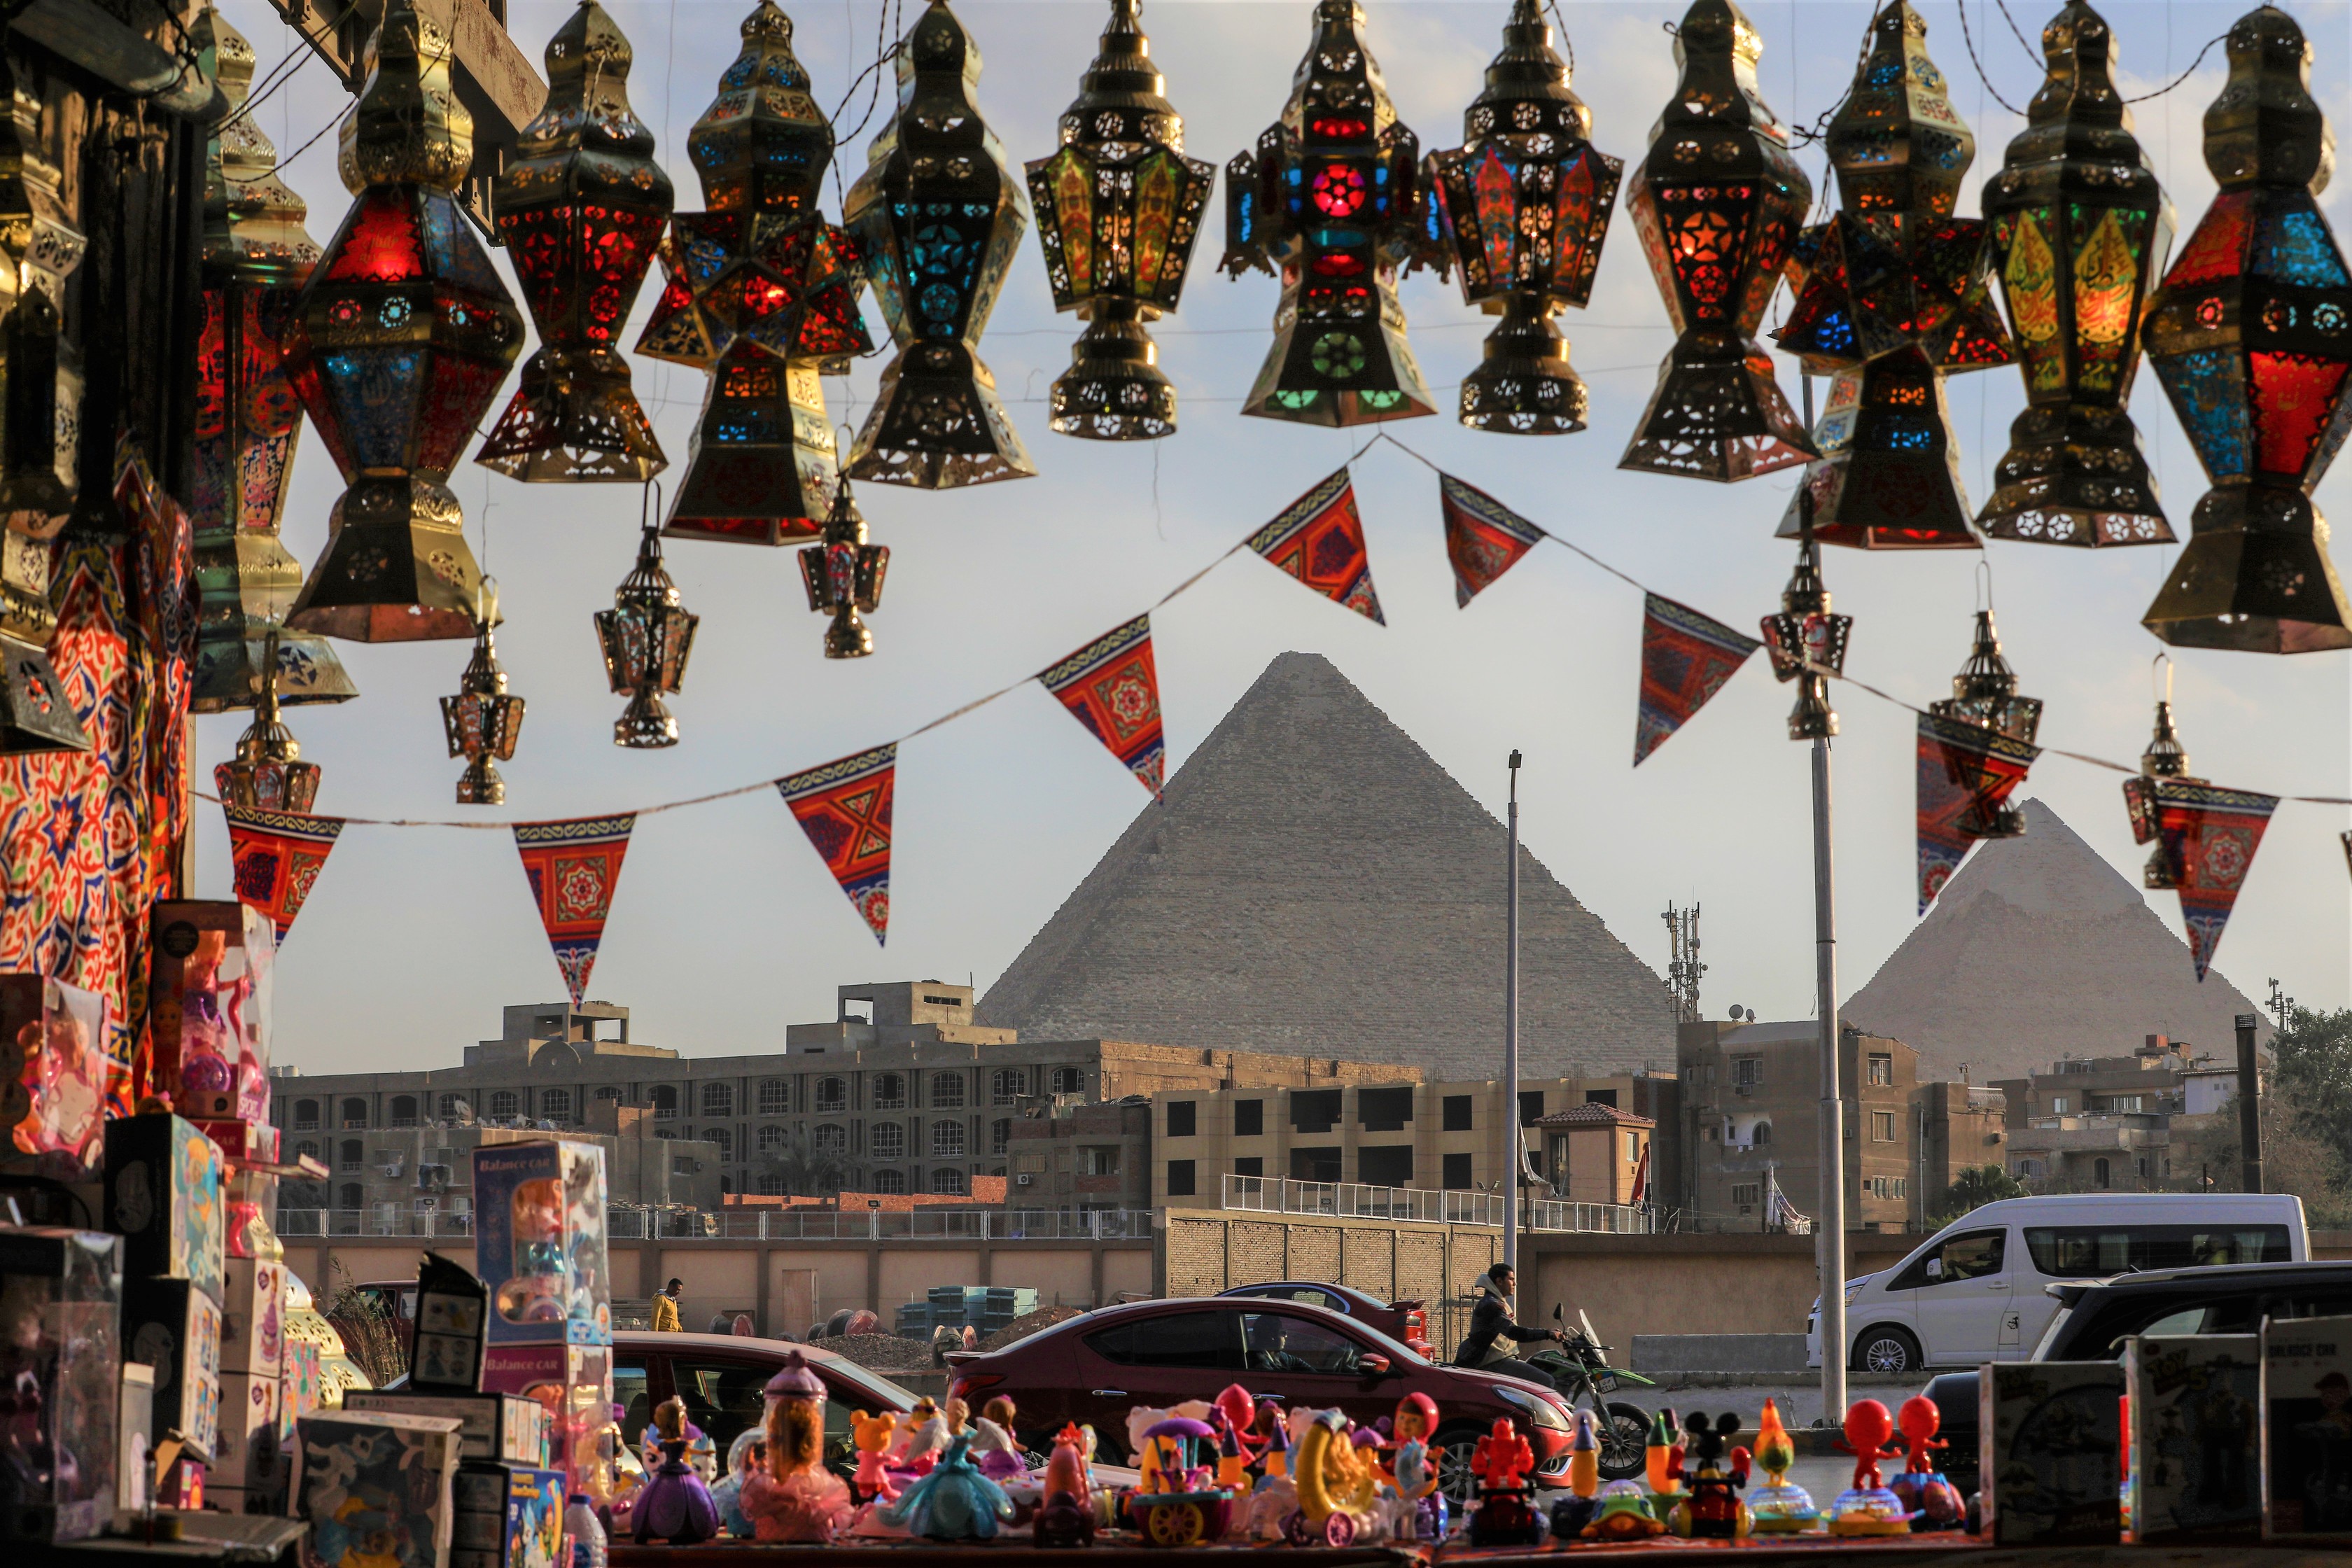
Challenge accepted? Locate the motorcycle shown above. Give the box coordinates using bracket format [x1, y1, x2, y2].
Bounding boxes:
[1517, 1306, 1654, 1481]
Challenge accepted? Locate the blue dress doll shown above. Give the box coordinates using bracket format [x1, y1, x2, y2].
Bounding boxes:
[878, 1434, 1013, 1540]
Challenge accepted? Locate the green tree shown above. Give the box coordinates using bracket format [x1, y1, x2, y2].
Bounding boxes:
[2210, 1004, 2352, 1226]
[1936, 1163, 2027, 1221]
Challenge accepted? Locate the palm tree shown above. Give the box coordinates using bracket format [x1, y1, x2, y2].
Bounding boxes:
[757, 1124, 848, 1197]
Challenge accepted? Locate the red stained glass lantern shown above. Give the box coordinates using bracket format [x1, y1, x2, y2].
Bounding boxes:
[1979, 1, 2174, 545]
[440, 581, 526, 804]
[1025, 0, 1214, 440]
[476, 0, 673, 482]
[1925, 608, 2041, 838]
[1220, 0, 1442, 427]
[593, 519, 699, 748]
[1426, 0, 1622, 435]
[282, 0, 524, 643]
[1619, 0, 1812, 480]
[2140, 4, 2352, 653]
[798, 477, 888, 658]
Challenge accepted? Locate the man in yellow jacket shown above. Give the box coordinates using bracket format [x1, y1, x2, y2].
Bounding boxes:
[652, 1277, 683, 1333]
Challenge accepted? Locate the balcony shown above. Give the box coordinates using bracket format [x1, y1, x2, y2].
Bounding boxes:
[1219, 1174, 1654, 1234]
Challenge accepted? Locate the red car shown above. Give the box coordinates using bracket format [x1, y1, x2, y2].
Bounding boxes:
[1216, 1281, 1433, 1357]
[946, 1296, 1574, 1503]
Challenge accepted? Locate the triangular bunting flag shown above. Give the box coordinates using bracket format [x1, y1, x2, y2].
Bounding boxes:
[1915, 713, 2038, 913]
[1634, 594, 1761, 765]
[223, 805, 345, 943]
[777, 745, 895, 945]
[1438, 474, 1545, 607]
[1246, 469, 1385, 624]
[2122, 778, 2278, 982]
[512, 813, 637, 1006]
[1040, 615, 1165, 798]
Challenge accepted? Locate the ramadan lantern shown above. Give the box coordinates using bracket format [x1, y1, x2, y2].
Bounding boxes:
[798, 477, 887, 657]
[593, 519, 698, 747]
[282, 0, 525, 643]
[2140, 4, 2352, 653]
[1923, 608, 2041, 842]
[1025, 0, 1214, 440]
[476, 0, 673, 482]
[1978, 1, 2174, 545]
[1619, 0, 1812, 480]
[1426, 0, 1621, 434]
[213, 638, 323, 813]
[1772, 0, 2012, 550]
[640, 0, 872, 542]
[1758, 513, 1851, 741]
[191, 5, 356, 713]
[1220, 0, 1440, 427]
[844, 0, 1035, 486]
[440, 582, 526, 804]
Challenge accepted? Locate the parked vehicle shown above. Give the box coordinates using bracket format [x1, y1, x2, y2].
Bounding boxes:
[611, 1330, 916, 1478]
[944, 1296, 1577, 1504]
[1806, 1192, 2307, 1373]
[1215, 1282, 1432, 1356]
[1923, 1258, 2352, 1497]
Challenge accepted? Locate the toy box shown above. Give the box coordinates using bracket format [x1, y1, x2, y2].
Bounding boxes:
[197, 1119, 281, 1166]
[2124, 1332, 2261, 1544]
[119, 1362, 154, 1513]
[346, 1392, 549, 1466]
[293, 1409, 463, 1568]
[482, 1343, 609, 1493]
[150, 901, 273, 1125]
[451, 1462, 566, 1568]
[211, 1370, 286, 1511]
[412, 1250, 488, 1393]
[471, 1140, 611, 1345]
[103, 1112, 225, 1302]
[2263, 1312, 2352, 1540]
[123, 1276, 222, 1463]
[281, 1336, 323, 1436]
[0, 976, 107, 1180]
[1980, 1359, 2123, 1545]
[221, 1254, 285, 1377]
[0, 1227, 120, 1542]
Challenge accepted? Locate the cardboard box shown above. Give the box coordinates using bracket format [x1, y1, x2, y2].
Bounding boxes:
[211, 1372, 282, 1495]
[195, 1120, 279, 1165]
[2125, 1332, 2262, 1544]
[122, 1277, 222, 1462]
[345, 1391, 549, 1466]
[293, 1410, 463, 1568]
[1980, 1359, 2124, 1545]
[0, 976, 108, 1180]
[102, 1113, 225, 1302]
[447, 1462, 564, 1568]
[472, 1140, 611, 1345]
[482, 1343, 609, 1494]
[150, 902, 273, 1126]
[280, 1337, 322, 1438]
[2263, 1311, 2352, 1540]
[220, 1255, 284, 1377]
[118, 1362, 154, 1513]
[0, 1227, 122, 1542]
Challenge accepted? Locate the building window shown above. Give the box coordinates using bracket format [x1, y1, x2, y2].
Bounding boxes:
[1049, 1067, 1084, 1096]
[338, 1182, 363, 1210]
[1358, 1145, 1413, 1186]
[702, 1083, 732, 1118]
[756, 1125, 788, 1154]
[814, 1124, 846, 1158]
[1586, 1089, 1619, 1108]
[708, 1128, 732, 1159]
[757, 1172, 788, 1196]
[488, 1091, 519, 1119]
[872, 1124, 906, 1161]
[335, 1139, 360, 1171]
[2094, 1157, 2111, 1188]
[2050, 1096, 2069, 1114]
[990, 1119, 1010, 1156]
[1872, 1111, 1896, 1142]
[1732, 1183, 1761, 1208]
[930, 1072, 967, 1110]
[650, 1086, 678, 1120]
[1442, 1152, 1472, 1189]
[596, 1086, 624, 1102]
[1234, 1099, 1264, 1138]
[758, 1079, 789, 1115]
[294, 1100, 320, 1130]
[931, 1168, 967, 1196]
[2015, 1159, 2040, 1179]
[1625, 1130, 1641, 1163]
[1080, 1145, 1120, 1177]
[295, 1140, 320, 1164]
[990, 1069, 1027, 1105]
[1895, 1177, 1908, 1197]
[1732, 1058, 1761, 1088]
[1235, 1156, 1264, 1179]
[1289, 1147, 1341, 1182]
[340, 1098, 368, 1128]
[1441, 1096, 1474, 1133]
[1291, 1090, 1342, 1134]
[931, 1121, 966, 1159]
[1358, 1086, 1413, 1133]
[1167, 1160, 1196, 1197]
[1517, 1091, 1545, 1126]
[672, 1155, 699, 1177]
[1868, 1054, 1893, 1087]
[872, 1169, 906, 1195]
[1752, 1123, 1770, 1147]
[863, 1074, 896, 1112]
[388, 1096, 418, 1127]
[1166, 1102, 1196, 1138]
[542, 1088, 573, 1121]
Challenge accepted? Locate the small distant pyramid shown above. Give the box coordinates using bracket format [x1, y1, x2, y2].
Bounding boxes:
[979, 652, 1676, 1077]
[1843, 798, 2264, 1081]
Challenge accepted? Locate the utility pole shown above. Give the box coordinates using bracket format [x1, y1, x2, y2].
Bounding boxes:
[2236, 1013, 2264, 1194]
[1504, 750, 1522, 1276]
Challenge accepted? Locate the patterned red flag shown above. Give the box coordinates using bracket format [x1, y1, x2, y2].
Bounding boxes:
[776, 745, 895, 945]
[1439, 474, 1545, 606]
[1247, 469, 1385, 624]
[223, 805, 345, 942]
[1916, 714, 2038, 913]
[1635, 594, 1760, 765]
[512, 813, 636, 1005]
[2122, 777, 2278, 981]
[1040, 615, 1164, 798]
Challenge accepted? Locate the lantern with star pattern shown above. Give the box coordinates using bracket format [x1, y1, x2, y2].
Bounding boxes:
[593, 521, 698, 747]
[440, 582, 526, 804]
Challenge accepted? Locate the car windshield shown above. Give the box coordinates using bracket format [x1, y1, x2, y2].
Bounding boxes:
[808, 1351, 916, 1411]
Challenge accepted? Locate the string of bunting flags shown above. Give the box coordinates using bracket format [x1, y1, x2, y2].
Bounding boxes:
[201, 435, 2352, 1002]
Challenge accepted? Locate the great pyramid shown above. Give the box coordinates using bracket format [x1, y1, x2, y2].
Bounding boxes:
[978, 651, 1676, 1077]
[1842, 797, 2266, 1081]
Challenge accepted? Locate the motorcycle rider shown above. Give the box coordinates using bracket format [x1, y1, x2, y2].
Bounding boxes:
[1453, 1263, 1565, 1388]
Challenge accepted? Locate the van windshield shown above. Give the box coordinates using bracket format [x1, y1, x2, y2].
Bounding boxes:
[2022, 1224, 2290, 1278]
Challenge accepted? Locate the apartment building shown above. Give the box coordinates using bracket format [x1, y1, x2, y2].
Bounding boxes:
[1991, 1035, 2236, 1191]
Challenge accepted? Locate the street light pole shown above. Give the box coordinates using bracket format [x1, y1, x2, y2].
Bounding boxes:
[1504, 749, 1522, 1276]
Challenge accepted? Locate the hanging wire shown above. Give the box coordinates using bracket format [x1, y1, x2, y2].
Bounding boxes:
[1953, 0, 2025, 116]
[216, 48, 311, 131]
[2126, 31, 2230, 102]
[1543, 0, 1575, 78]
[830, 0, 904, 209]
[1992, 0, 2040, 66]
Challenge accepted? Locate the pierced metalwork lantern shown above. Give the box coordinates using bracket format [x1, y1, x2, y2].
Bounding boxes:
[191, 6, 355, 713]
[1758, 516, 1851, 741]
[798, 477, 887, 657]
[476, 0, 673, 482]
[282, 0, 525, 643]
[440, 582, 525, 804]
[593, 519, 698, 747]
[844, 0, 1035, 486]
[1924, 609, 2041, 837]
[1025, 0, 1214, 440]
[2140, 4, 2352, 653]
[1426, 0, 1621, 435]
[638, 1, 872, 542]
[1619, 0, 1812, 479]
[1219, 0, 1440, 428]
[1772, 0, 2012, 550]
[213, 637, 322, 812]
[2126, 692, 2199, 888]
[1979, 1, 2174, 545]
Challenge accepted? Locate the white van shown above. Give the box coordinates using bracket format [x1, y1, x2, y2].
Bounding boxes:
[1806, 1193, 2309, 1373]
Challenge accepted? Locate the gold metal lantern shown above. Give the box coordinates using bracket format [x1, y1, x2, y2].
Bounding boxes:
[440, 582, 526, 804]
[797, 477, 887, 657]
[593, 519, 699, 747]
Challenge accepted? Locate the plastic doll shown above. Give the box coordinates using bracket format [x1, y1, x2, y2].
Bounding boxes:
[877, 1434, 1013, 1541]
[1033, 1424, 1096, 1548]
[1667, 1413, 1750, 1539]
[633, 1399, 719, 1544]
[1581, 1479, 1666, 1540]
[738, 1352, 853, 1542]
[1244, 1407, 1298, 1540]
[1747, 1397, 1821, 1533]
[1828, 1399, 1911, 1536]
[848, 1409, 899, 1502]
[895, 1396, 948, 1474]
[1888, 1394, 1963, 1530]
[710, 1430, 764, 1537]
[1386, 1393, 1442, 1541]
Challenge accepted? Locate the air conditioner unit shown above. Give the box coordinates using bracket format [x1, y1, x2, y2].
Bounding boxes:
[1016, 1174, 1034, 1185]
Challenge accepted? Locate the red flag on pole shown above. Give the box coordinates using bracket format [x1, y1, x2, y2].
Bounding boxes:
[776, 745, 895, 944]
[1246, 469, 1386, 624]
[512, 813, 637, 1006]
[1040, 615, 1165, 798]
[1438, 474, 1544, 606]
[2123, 778, 2278, 981]
[223, 805, 344, 942]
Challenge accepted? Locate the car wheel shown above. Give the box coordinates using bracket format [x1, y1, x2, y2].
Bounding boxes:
[1853, 1325, 1921, 1376]
[1598, 1403, 1651, 1480]
[1434, 1423, 1485, 1507]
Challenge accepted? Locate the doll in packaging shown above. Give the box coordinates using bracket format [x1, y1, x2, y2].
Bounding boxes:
[739, 1352, 852, 1542]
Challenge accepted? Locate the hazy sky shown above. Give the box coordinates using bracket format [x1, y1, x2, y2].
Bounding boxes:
[216, 0, 2352, 1076]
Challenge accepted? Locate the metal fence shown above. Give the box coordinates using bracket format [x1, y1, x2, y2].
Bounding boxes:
[276, 1207, 1154, 1242]
[1218, 1175, 1654, 1234]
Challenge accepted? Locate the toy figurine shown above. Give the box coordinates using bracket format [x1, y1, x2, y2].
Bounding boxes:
[1746, 1398, 1821, 1533]
[969, 1396, 1024, 1482]
[738, 1352, 853, 1542]
[1214, 1385, 1261, 1456]
[1289, 1409, 1386, 1546]
[849, 1409, 899, 1502]
[634, 1398, 720, 1544]
[1386, 1392, 1443, 1540]
[1467, 1415, 1543, 1546]
[1211, 1408, 1253, 1495]
[1667, 1413, 1751, 1539]
[1243, 1406, 1298, 1540]
[1828, 1399, 1911, 1536]
[1033, 1423, 1096, 1548]
[877, 1434, 1014, 1541]
[710, 1430, 763, 1537]
[1644, 1407, 1681, 1495]
[1550, 1408, 1604, 1538]
[1887, 1394, 1963, 1531]
[1581, 1478, 1665, 1540]
[895, 1396, 947, 1474]
[1130, 1416, 1238, 1546]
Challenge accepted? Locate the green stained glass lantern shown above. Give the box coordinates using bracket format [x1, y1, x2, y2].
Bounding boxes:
[1426, 0, 1622, 435]
[1220, 0, 1442, 428]
[798, 477, 888, 658]
[1025, 0, 1214, 440]
[440, 580, 525, 804]
[2139, 4, 2352, 653]
[844, 0, 1036, 486]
